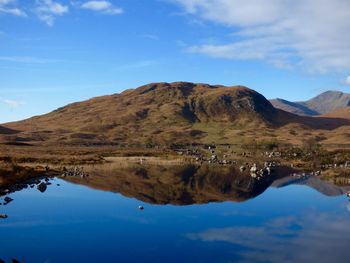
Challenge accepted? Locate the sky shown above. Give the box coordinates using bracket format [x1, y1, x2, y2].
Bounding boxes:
[1, 0, 350, 123]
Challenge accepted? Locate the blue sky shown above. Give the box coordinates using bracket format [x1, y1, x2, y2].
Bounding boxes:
[1, 0, 350, 123]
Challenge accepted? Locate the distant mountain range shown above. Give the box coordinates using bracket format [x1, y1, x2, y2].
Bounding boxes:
[270, 91, 350, 116]
[1, 82, 350, 146]
[272, 175, 350, 196]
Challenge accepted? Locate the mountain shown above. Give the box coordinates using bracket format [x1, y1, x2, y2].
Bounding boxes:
[269, 98, 319, 116]
[2, 82, 350, 146]
[1, 82, 280, 145]
[270, 91, 350, 116]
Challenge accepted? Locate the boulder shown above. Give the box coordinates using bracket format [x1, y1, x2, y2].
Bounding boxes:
[37, 182, 47, 193]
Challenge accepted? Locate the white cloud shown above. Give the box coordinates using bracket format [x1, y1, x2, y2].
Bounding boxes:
[173, 0, 350, 73]
[346, 76, 350, 85]
[0, 7, 26, 16]
[0, 0, 26, 17]
[0, 97, 24, 109]
[81, 1, 123, 15]
[35, 0, 69, 26]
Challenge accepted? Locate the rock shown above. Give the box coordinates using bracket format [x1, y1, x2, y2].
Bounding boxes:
[2, 189, 10, 194]
[37, 182, 47, 193]
[346, 192, 350, 198]
[265, 167, 271, 175]
[0, 214, 8, 219]
[250, 164, 257, 173]
[4, 197, 13, 204]
[240, 166, 246, 172]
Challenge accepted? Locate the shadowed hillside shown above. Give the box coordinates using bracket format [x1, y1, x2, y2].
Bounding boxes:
[0, 125, 17, 135]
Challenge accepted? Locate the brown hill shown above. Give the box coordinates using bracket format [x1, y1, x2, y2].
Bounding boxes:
[2, 82, 350, 146]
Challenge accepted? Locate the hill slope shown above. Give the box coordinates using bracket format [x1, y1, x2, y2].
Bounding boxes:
[320, 107, 350, 119]
[2, 82, 350, 146]
[270, 91, 350, 116]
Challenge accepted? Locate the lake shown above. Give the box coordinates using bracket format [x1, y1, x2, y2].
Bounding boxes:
[1, 164, 350, 263]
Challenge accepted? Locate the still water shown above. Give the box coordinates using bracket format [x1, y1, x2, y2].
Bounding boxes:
[1, 164, 350, 263]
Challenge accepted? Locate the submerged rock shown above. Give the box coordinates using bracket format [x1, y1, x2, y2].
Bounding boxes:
[37, 182, 47, 193]
[0, 214, 8, 219]
[3, 196, 14, 205]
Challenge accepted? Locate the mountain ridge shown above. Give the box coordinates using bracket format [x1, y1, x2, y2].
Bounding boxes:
[270, 90, 350, 116]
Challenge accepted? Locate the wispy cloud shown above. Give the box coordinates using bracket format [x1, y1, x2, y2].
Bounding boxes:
[81, 1, 123, 15]
[174, 0, 350, 73]
[114, 60, 158, 71]
[0, 56, 94, 65]
[0, 0, 26, 17]
[188, 212, 350, 263]
[0, 56, 61, 63]
[35, 0, 69, 26]
[0, 97, 24, 109]
[140, 34, 160, 41]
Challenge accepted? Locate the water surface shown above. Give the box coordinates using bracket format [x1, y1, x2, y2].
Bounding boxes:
[1, 164, 350, 263]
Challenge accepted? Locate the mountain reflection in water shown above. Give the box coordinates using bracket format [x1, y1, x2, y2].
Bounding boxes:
[64, 164, 350, 205]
